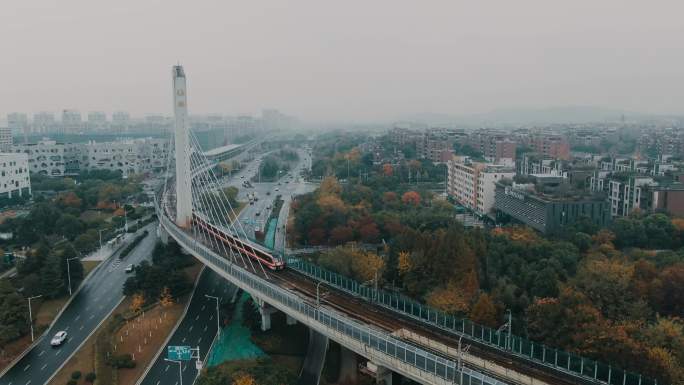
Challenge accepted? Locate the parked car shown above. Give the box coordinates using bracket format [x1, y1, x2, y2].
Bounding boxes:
[51, 331, 67, 346]
[125, 264, 134, 273]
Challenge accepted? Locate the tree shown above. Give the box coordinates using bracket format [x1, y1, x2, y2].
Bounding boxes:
[130, 293, 145, 313]
[159, 287, 174, 307]
[233, 374, 257, 385]
[0, 279, 30, 345]
[382, 163, 393, 177]
[401, 191, 421, 206]
[55, 191, 82, 208]
[55, 214, 84, 240]
[40, 254, 65, 298]
[358, 222, 380, 243]
[351, 251, 384, 282]
[330, 226, 353, 244]
[469, 293, 498, 328]
[319, 176, 342, 196]
[397, 251, 412, 275]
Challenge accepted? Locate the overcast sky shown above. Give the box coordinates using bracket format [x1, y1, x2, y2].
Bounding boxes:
[1, 0, 682, 122]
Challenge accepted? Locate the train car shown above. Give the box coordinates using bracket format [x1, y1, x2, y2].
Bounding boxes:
[192, 213, 285, 271]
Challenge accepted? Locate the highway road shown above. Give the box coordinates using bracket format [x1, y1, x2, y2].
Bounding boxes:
[222, 147, 315, 243]
[0, 223, 158, 385]
[138, 269, 235, 385]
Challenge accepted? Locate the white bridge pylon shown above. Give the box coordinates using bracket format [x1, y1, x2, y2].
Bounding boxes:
[173, 65, 193, 228]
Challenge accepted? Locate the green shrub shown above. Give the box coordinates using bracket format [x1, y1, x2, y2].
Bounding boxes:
[66, 380, 77, 385]
[107, 353, 136, 369]
[85, 372, 97, 383]
[71, 371, 82, 380]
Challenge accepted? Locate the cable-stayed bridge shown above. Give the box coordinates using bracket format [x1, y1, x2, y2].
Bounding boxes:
[155, 65, 653, 385]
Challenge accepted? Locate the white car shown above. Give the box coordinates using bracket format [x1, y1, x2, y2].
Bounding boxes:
[51, 331, 67, 346]
[125, 264, 134, 273]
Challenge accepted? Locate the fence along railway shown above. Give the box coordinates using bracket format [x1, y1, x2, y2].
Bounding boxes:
[156, 65, 655, 385]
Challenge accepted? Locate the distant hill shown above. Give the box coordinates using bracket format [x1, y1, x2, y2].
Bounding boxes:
[400, 106, 668, 127]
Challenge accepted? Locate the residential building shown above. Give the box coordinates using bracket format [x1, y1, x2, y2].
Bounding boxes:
[62, 110, 82, 133]
[33, 112, 56, 133]
[0, 127, 12, 152]
[87, 111, 108, 131]
[12, 138, 169, 177]
[530, 134, 571, 160]
[111, 111, 131, 132]
[447, 157, 515, 216]
[7, 113, 28, 135]
[0, 153, 30, 198]
[467, 130, 517, 163]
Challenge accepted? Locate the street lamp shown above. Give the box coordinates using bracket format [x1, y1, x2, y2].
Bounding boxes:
[205, 294, 220, 336]
[164, 358, 183, 385]
[66, 256, 79, 296]
[316, 281, 324, 307]
[98, 229, 106, 249]
[27, 295, 42, 341]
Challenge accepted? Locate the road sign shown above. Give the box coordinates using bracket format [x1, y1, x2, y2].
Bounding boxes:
[167, 346, 192, 361]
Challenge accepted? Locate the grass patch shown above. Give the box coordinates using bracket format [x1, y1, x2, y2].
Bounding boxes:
[82, 260, 100, 276]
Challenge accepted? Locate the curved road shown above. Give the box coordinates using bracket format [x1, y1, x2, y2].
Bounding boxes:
[139, 268, 235, 385]
[0, 224, 158, 385]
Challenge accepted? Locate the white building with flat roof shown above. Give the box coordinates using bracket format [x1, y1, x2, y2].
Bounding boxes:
[33, 112, 56, 133]
[448, 157, 514, 216]
[62, 110, 82, 133]
[0, 153, 30, 198]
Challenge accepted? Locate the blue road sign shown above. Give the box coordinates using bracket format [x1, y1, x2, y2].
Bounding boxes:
[167, 345, 192, 361]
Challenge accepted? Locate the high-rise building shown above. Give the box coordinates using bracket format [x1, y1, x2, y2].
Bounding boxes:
[111, 111, 131, 132]
[172, 65, 192, 228]
[62, 110, 82, 133]
[0, 127, 12, 151]
[7, 113, 28, 136]
[87, 111, 107, 131]
[33, 112, 56, 133]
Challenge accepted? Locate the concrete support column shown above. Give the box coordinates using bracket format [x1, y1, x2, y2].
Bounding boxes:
[374, 363, 393, 385]
[286, 314, 297, 325]
[158, 224, 170, 245]
[253, 296, 276, 331]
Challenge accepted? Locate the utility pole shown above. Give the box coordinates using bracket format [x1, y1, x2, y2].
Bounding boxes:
[316, 281, 324, 307]
[66, 256, 79, 296]
[98, 229, 105, 249]
[27, 295, 42, 341]
[506, 309, 512, 350]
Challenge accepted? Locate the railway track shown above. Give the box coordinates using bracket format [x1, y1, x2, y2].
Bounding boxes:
[273, 268, 593, 385]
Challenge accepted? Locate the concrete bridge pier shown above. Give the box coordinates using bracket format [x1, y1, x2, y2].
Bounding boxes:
[372, 362, 394, 385]
[158, 224, 170, 244]
[286, 314, 297, 325]
[253, 296, 277, 331]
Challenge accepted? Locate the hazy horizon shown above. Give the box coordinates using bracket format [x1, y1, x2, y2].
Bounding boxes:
[2, 1, 683, 122]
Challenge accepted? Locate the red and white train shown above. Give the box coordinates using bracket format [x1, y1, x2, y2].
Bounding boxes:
[192, 213, 286, 271]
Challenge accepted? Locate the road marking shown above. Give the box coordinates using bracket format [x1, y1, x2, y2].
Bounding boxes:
[189, 325, 193, 332]
[165, 365, 169, 372]
[65, 326, 70, 331]
[194, 315, 199, 321]
[38, 350, 45, 357]
[25, 381, 31, 385]
[198, 337, 202, 344]
[181, 337, 186, 343]
[40, 364, 47, 371]
[75, 315, 80, 321]
[89, 314, 95, 320]
[201, 305, 205, 311]
[55, 350, 61, 356]
[23, 364, 30, 372]
[79, 325, 84, 331]
[209, 315, 213, 321]
[203, 325, 208, 332]
[155, 381, 160, 385]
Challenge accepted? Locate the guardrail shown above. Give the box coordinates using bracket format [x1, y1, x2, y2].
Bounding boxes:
[156, 207, 506, 385]
[285, 257, 655, 385]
